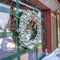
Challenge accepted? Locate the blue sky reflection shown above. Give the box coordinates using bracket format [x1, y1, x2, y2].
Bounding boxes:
[0, 3, 11, 29]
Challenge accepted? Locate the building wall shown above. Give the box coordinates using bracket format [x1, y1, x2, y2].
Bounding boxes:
[46, 9, 52, 53]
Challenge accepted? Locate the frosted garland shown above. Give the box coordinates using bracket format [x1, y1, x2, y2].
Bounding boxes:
[19, 10, 42, 49]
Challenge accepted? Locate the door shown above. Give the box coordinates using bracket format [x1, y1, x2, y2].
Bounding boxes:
[51, 14, 57, 51]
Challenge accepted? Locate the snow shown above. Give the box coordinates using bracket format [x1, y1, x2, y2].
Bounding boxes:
[42, 48, 60, 60]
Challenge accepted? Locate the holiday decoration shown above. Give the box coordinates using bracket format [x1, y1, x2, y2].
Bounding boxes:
[19, 10, 42, 49]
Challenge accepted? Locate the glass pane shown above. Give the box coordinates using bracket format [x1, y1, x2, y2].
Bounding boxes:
[0, 37, 16, 60]
[21, 53, 28, 60]
[0, 4, 17, 60]
[0, 1, 47, 60]
[0, 12, 10, 30]
[13, 57, 17, 60]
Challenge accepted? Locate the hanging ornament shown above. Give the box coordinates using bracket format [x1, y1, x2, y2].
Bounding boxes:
[18, 10, 42, 49]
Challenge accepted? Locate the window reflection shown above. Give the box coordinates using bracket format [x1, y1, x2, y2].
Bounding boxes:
[0, 12, 10, 32]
